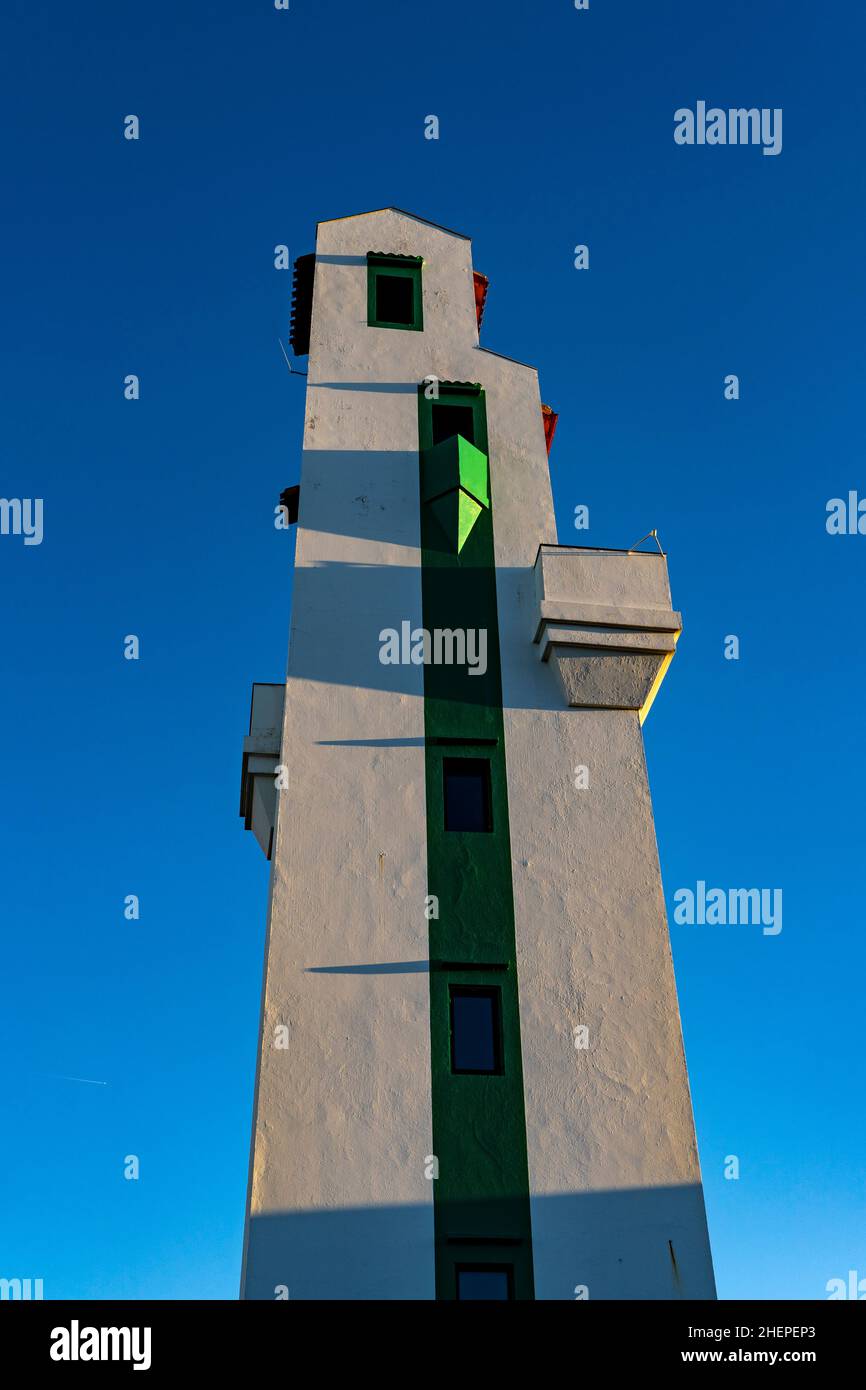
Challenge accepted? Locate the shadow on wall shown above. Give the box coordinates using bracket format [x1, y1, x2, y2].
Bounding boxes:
[287, 558, 556, 712]
[242, 1185, 716, 1301]
[289, 443, 544, 707]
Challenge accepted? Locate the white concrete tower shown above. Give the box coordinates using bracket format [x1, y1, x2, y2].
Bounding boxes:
[239, 208, 715, 1301]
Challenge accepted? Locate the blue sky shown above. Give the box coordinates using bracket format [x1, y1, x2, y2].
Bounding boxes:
[2, 0, 864, 1300]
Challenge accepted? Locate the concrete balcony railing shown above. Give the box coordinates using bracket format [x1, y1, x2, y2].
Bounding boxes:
[239, 683, 285, 859]
[532, 545, 682, 723]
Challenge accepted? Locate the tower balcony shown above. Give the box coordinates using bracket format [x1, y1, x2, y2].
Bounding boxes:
[239, 682, 285, 859]
[532, 544, 682, 723]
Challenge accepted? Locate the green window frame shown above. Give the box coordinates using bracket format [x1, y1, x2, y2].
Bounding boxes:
[418, 381, 486, 454]
[367, 252, 423, 331]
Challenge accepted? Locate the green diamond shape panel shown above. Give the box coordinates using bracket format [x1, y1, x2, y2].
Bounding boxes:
[421, 434, 490, 553]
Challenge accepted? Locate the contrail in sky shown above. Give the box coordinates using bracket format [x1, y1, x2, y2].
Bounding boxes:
[42, 1074, 109, 1087]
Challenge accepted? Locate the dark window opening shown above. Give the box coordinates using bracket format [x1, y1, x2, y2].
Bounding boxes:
[374, 273, 414, 325]
[456, 1264, 514, 1301]
[450, 986, 503, 1074]
[367, 253, 422, 331]
[432, 403, 475, 447]
[443, 757, 492, 832]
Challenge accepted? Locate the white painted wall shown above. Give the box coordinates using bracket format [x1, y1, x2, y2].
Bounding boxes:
[242, 208, 714, 1300]
[484, 368, 715, 1300]
[242, 212, 456, 1300]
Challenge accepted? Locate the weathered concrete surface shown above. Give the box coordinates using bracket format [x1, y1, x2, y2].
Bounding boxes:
[550, 648, 668, 711]
[534, 544, 675, 614]
[488, 371, 715, 1298]
[241, 208, 715, 1300]
[242, 212, 447, 1300]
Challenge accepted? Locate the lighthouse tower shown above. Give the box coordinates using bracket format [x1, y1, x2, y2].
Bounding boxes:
[239, 208, 715, 1301]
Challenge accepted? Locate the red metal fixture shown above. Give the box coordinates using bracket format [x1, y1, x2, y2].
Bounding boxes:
[541, 404, 558, 456]
[473, 271, 489, 330]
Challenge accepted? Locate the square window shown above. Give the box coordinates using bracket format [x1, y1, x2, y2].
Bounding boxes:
[443, 757, 492, 833]
[367, 254, 422, 331]
[450, 986, 503, 1074]
[456, 1264, 514, 1300]
[431, 403, 475, 446]
[375, 272, 414, 325]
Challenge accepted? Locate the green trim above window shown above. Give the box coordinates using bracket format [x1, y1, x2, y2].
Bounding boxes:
[367, 252, 423, 331]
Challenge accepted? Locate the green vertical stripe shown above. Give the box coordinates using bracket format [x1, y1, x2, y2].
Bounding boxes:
[418, 386, 534, 1300]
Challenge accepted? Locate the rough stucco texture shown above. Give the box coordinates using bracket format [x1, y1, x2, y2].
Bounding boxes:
[242, 209, 715, 1300]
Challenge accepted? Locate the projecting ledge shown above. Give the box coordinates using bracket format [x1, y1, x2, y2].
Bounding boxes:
[532, 545, 683, 723]
[240, 683, 285, 860]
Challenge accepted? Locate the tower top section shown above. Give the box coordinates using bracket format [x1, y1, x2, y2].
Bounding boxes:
[317, 206, 472, 241]
[291, 206, 536, 386]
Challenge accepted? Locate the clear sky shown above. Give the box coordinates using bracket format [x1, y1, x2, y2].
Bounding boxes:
[2, 0, 864, 1300]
